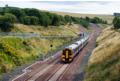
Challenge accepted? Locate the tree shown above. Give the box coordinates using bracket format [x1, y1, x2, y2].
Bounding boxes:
[80, 19, 89, 28]
[113, 16, 120, 29]
[23, 8, 40, 17]
[8, 8, 25, 22]
[23, 16, 31, 25]
[38, 13, 51, 27]
[91, 17, 100, 23]
[85, 16, 90, 22]
[71, 17, 80, 24]
[30, 16, 39, 25]
[4, 13, 17, 23]
[0, 13, 16, 31]
[52, 14, 61, 26]
[46, 12, 54, 25]
[64, 15, 71, 23]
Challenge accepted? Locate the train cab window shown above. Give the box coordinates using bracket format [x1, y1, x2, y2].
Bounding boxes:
[73, 43, 78, 45]
[63, 48, 72, 55]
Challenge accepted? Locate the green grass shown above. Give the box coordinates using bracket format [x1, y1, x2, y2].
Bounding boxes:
[0, 37, 75, 75]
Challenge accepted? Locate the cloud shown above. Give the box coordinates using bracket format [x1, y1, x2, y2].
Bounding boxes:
[0, 1, 120, 14]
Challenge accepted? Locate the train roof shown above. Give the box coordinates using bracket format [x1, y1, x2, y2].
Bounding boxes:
[65, 43, 78, 50]
[64, 36, 89, 50]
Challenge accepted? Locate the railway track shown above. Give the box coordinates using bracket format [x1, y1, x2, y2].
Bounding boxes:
[12, 32, 95, 81]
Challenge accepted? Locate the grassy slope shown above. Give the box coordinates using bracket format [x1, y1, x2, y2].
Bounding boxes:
[12, 24, 80, 36]
[50, 11, 114, 24]
[84, 26, 120, 81]
[0, 24, 81, 75]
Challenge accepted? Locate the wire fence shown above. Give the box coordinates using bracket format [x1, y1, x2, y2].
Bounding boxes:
[0, 32, 77, 38]
[0, 32, 85, 61]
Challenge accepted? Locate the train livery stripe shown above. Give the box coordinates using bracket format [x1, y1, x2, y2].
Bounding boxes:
[66, 50, 69, 58]
[69, 55, 72, 57]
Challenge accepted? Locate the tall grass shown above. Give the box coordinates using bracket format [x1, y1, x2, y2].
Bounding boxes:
[84, 26, 120, 81]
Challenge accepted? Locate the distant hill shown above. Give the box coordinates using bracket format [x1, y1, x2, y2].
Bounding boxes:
[48, 10, 114, 24]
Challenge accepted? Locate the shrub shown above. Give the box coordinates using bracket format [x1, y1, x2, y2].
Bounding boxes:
[113, 16, 120, 29]
[23, 16, 31, 25]
[80, 19, 89, 28]
[8, 8, 25, 21]
[52, 14, 61, 26]
[91, 17, 107, 24]
[0, 13, 16, 31]
[30, 16, 39, 25]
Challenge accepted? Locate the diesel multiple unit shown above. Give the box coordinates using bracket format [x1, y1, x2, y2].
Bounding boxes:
[62, 36, 89, 63]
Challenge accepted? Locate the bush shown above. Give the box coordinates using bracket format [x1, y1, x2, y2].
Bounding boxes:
[113, 16, 120, 29]
[64, 15, 71, 23]
[0, 13, 16, 31]
[4, 13, 17, 23]
[52, 14, 61, 26]
[8, 8, 25, 22]
[85, 16, 90, 22]
[39, 14, 51, 27]
[80, 19, 89, 28]
[30, 16, 39, 25]
[23, 16, 31, 25]
[23, 8, 40, 17]
[91, 17, 107, 24]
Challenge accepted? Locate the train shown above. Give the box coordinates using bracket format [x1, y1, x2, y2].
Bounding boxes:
[62, 36, 89, 63]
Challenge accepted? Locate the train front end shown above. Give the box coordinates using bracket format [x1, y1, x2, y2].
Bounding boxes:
[62, 48, 73, 63]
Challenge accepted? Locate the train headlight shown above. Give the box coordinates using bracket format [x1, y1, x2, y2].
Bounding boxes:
[62, 58, 65, 61]
[62, 55, 65, 58]
[69, 59, 72, 61]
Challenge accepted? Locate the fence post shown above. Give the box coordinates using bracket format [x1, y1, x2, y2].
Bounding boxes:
[50, 44, 53, 57]
[39, 53, 44, 61]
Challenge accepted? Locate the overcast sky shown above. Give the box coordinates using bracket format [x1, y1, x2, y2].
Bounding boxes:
[0, 1, 120, 15]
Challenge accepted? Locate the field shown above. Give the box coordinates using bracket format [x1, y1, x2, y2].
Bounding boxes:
[50, 11, 114, 24]
[84, 26, 120, 81]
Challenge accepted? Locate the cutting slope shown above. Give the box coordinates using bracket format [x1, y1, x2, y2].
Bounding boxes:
[84, 26, 120, 81]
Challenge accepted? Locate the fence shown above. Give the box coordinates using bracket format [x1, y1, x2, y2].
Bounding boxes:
[0, 32, 77, 38]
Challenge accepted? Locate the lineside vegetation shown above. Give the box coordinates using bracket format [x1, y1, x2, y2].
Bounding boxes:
[0, 6, 107, 31]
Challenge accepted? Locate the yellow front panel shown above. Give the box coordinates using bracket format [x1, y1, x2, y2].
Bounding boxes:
[66, 50, 69, 58]
[62, 55, 65, 58]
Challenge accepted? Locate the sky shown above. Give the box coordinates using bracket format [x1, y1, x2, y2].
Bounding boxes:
[0, 1, 120, 15]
